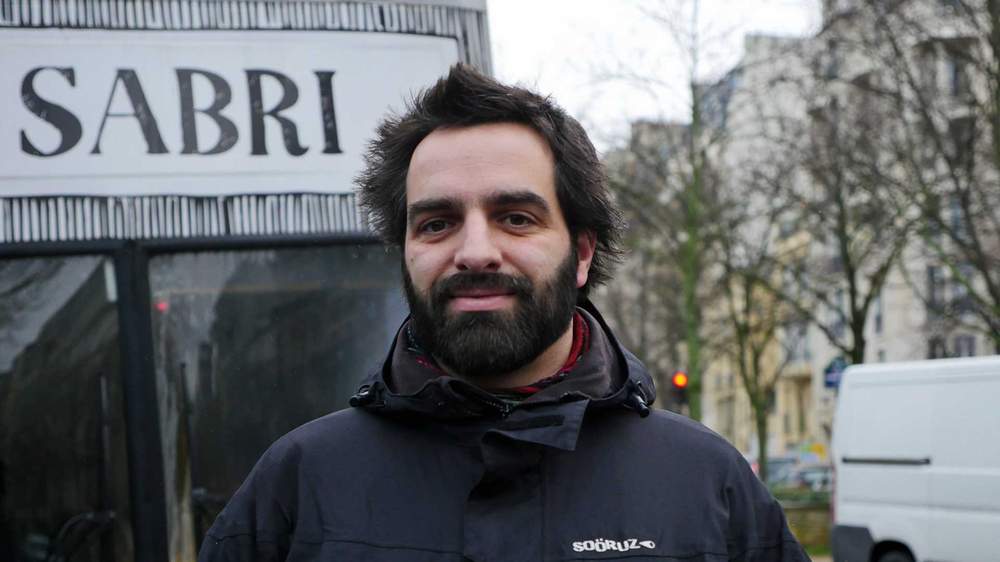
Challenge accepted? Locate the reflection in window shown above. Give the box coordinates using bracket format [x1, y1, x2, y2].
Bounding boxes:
[0, 256, 132, 561]
[149, 245, 406, 560]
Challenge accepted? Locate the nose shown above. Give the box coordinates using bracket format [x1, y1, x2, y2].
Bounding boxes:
[453, 214, 501, 272]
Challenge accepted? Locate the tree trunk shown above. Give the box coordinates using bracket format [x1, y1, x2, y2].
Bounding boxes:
[755, 402, 770, 484]
[851, 318, 866, 365]
[684, 269, 703, 420]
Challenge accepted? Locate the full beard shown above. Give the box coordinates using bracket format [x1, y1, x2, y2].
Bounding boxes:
[403, 248, 580, 379]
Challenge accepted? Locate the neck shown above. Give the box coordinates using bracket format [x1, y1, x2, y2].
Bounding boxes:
[438, 320, 575, 391]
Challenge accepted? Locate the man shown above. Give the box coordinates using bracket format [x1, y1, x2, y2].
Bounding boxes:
[198, 64, 807, 562]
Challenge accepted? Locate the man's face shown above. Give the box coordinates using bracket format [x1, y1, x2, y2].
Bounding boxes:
[403, 122, 595, 378]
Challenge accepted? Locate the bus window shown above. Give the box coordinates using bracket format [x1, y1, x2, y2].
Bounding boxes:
[148, 244, 405, 559]
[0, 256, 133, 562]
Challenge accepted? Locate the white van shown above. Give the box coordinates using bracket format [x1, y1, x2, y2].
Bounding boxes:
[831, 356, 1000, 562]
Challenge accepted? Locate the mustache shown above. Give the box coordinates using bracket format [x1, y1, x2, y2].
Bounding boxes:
[432, 272, 532, 301]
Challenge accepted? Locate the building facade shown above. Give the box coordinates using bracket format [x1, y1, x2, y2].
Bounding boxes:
[699, 0, 999, 461]
[606, 0, 999, 463]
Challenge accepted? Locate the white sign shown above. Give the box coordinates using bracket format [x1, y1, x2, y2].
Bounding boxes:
[0, 29, 458, 196]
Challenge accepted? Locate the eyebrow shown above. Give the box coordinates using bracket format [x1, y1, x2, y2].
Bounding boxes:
[407, 196, 463, 227]
[406, 189, 552, 227]
[485, 190, 551, 215]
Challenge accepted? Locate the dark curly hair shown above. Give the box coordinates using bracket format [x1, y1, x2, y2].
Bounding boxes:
[356, 63, 624, 294]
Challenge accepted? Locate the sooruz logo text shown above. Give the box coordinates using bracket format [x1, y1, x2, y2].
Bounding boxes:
[571, 538, 657, 553]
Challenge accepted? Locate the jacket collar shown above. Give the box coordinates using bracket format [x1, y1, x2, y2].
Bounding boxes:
[350, 299, 656, 422]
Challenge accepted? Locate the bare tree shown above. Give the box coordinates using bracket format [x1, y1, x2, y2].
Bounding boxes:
[853, 0, 1000, 351]
[708, 137, 805, 480]
[723, 12, 920, 366]
[601, 121, 722, 413]
[594, 0, 743, 419]
[718, 243, 794, 483]
[773, 93, 914, 364]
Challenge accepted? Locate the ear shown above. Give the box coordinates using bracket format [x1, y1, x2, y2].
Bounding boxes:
[574, 231, 597, 289]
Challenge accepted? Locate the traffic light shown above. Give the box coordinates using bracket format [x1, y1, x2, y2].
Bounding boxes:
[670, 370, 689, 412]
[672, 371, 689, 389]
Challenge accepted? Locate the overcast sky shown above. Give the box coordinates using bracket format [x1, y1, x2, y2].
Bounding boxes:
[486, 0, 820, 149]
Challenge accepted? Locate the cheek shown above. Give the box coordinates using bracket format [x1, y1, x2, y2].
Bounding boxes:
[513, 245, 569, 279]
[404, 246, 445, 288]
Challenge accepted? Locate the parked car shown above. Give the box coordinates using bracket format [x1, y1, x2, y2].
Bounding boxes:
[744, 454, 799, 486]
[782, 463, 833, 492]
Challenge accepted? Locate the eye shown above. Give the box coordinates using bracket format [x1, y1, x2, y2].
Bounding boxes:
[502, 213, 535, 228]
[418, 219, 452, 234]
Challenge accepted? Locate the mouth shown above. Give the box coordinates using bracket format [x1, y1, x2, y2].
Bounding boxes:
[448, 288, 516, 312]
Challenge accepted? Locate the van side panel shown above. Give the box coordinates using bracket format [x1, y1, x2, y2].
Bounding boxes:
[834, 358, 1000, 562]
[927, 375, 1000, 562]
[840, 383, 934, 505]
[835, 379, 933, 559]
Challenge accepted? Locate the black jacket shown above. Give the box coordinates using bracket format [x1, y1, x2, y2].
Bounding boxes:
[198, 303, 807, 561]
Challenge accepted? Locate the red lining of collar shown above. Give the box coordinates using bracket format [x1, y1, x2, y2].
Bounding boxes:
[505, 312, 589, 395]
[408, 312, 590, 396]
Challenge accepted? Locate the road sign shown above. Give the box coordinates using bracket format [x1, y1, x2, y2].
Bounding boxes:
[824, 356, 848, 388]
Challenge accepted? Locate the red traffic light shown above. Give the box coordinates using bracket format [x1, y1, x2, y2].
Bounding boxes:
[672, 371, 689, 389]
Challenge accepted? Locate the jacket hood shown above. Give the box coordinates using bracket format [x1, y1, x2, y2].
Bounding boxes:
[350, 299, 656, 421]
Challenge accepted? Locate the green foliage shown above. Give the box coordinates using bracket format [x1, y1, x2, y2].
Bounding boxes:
[770, 485, 831, 506]
[806, 544, 832, 557]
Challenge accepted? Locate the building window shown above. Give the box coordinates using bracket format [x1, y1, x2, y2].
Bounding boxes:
[946, 54, 971, 99]
[785, 320, 811, 362]
[948, 116, 975, 170]
[877, 349, 886, 362]
[953, 334, 976, 357]
[0, 256, 134, 562]
[951, 263, 974, 315]
[809, 97, 841, 147]
[873, 293, 883, 334]
[949, 194, 969, 242]
[928, 336, 948, 359]
[927, 265, 945, 311]
[830, 289, 846, 338]
[850, 72, 878, 127]
[148, 245, 406, 554]
[916, 44, 938, 96]
[823, 38, 840, 79]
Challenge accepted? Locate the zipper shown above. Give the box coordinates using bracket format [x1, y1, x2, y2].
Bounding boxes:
[478, 394, 513, 418]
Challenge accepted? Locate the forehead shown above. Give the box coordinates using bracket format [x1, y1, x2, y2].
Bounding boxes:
[405, 122, 557, 207]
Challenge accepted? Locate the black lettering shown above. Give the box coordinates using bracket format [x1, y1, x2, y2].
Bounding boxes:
[91, 69, 168, 155]
[177, 68, 237, 155]
[315, 70, 342, 154]
[246, 69, 307, 156]
[20, 67, 83, 157]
